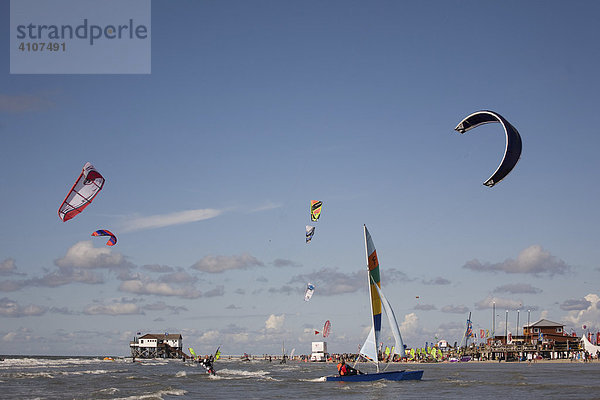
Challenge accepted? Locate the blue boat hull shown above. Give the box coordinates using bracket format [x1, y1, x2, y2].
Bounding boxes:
[325, 370, 423, 382]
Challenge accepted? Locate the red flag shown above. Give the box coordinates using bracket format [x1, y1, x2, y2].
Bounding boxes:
[314, 330, 320, 335]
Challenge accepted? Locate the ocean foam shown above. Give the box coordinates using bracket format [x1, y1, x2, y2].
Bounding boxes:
[112, 388, 187, 400]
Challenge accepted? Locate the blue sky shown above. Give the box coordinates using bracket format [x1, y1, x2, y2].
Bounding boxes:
[1, 0, 600, 356]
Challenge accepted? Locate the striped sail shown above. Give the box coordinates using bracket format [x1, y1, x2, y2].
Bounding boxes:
[360, 225, 382, 367]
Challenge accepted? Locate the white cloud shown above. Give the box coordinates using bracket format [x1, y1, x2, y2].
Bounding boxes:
[191, 254, 264, 273]
[49, 306, 77, 315]
[288, 268, 364, 295]
[0, 297, 47, 317]
[0, 258, 22, 275]
[55, 241, 132, 270]
[560, 298, 592, 311]
[399, 313, 419, 337]
[204, 285, 225, 297]
[119, 279, 202, 299]
[161, 270, 198, 284]
[197, 330, 220, 343]
[144, 301, 188, 314]
[83, 300, 143, 316]
[0, 280, 27, 292]
[265, 314, 285, 331]
[2, 331, 18, 342]
[121, 208, 223, 232]
[563, 294, 600, 331]
[475, 295, 529, 310]
[441, 305, 469, 314]
[463, 245, 570, 276]
[0, 242, 133, 291]
[288, 267, 409, 296]
[0, 270, 104, 292]
[422, 277, 451, 285]
[230, 333, 250, 343]
[32, 269, 105, 286]
[493, 283, 542, 294]
[2, 327, 34, 342]
[142, 264, 175, 273]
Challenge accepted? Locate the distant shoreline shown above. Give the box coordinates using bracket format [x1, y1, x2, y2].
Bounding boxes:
[1, 355, 597, 364]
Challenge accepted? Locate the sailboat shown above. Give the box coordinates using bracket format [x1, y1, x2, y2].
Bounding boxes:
[458, 312, 474, 361]
[280, 341, 287, 364]
[326, 225, 424, 382]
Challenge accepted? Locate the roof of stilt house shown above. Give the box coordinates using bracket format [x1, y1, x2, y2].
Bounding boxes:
[139, 333, 182, 340]
[524, 319, 564, 328]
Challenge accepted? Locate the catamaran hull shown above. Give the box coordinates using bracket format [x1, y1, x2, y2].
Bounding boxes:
[325, 370, 423, 382]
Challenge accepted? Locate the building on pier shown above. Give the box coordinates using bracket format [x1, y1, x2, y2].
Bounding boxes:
[523, 319, 569, 343]
[467, 319, 582, 361]
[130, 333, 188, 359]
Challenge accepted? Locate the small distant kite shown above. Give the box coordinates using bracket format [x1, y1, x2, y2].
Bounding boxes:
[304, 283, 315, 302]
[305, 226, 315, 243]
[310, 200, 322, 222]
[415, 296, 420, 299]
[323, 320, 331, 338]
[454, 110, 522, 187]
[91, 229, 117, 246]
[58, 162, 105, 221]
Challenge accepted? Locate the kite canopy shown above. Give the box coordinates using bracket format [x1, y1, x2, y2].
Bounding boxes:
[305, 226, 315, 243]
[58, 162, 105, 221]
[310, 200, 322, 221]
[454, 110, 522, 187]
[323, 320, 331, 337]
[91, 229, 117, 246]
[304, 283, 315, 302]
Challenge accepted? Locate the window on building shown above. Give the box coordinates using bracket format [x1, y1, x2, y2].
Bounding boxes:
[533, 328, 540, 333]
[556, 328, 562, 333]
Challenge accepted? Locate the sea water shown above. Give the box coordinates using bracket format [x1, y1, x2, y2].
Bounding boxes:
[1, 356, 600, 399]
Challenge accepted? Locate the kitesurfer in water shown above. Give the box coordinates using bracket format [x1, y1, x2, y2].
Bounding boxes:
[200, 355, 216, 375]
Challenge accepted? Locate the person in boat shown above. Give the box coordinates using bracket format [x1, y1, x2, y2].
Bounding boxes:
[336, 360, 359, 376]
